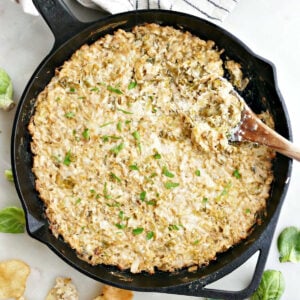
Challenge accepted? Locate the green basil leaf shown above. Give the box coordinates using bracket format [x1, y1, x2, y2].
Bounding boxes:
[277, 226, 300, 263]
[251, 270, 285, 300]
[0, 207, 25, 233]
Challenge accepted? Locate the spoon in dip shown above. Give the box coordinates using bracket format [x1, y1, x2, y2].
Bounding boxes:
[227, 81, 300, 161]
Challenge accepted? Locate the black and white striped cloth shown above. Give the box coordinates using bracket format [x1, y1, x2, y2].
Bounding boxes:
[77, 0, 238, 22]
[15, 0, 238, 23]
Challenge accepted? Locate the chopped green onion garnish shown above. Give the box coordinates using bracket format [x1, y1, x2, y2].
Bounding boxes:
[100, 121, 114, 128]
[125, 120, 131, 125]
[118, 210, 124, 220]
[146, 200, 156, 206]
[140, 191, 146, 201]
[162, 166, 175, 178]
[117, 108, 133, 115]
[117, 121, 122, 132]
[132, 131, 141, 153]
[195, 169, 201, 176]
[110, 142, 124, 155]
[129, 164, 139, 171]
[110, 172, 121, 183]
[75, 198, 82, 204]
[128, 81, 137, 90]
[233, 169, 241, 179]
[164, 181, 179, 189]
[90, 87, 99, 92]
[64, 111, 75, 118]
[245, 208, 251, 214]
[193, 239, 200, 245]
[63, 150, 72, 166]
[132, 131, 140, 141]
[149, 172, 158, 178]
[153, 153, 161, 159]
[146, 231, 154, 240]
[169, 224, 180, 231]
[107, 85, 123, 94]
[132, 227, 144, 235]
[115, 223, 126, 229]
[202, 197, 208, 204]
[82, 128, 90, 140]
[103, 182, 112, 199]
[69, 87, 75, 93]
[90, 189, 96, 194]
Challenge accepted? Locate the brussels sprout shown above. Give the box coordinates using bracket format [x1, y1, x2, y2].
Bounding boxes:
[0, 67, 15, 111]
[277, 226, 300, 263]
[251, 270, 285, 300]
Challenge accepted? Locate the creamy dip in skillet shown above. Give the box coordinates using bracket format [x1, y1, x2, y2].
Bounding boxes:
[29, 24, 274, 273]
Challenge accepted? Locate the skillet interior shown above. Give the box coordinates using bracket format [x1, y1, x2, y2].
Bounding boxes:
[11, 9, 292, 299]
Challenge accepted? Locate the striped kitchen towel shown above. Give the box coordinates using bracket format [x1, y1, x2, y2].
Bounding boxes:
[77, 0, 238, 22]
[15, 0, 238, 23]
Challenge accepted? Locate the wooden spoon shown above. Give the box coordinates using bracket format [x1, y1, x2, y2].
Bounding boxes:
[228, 86, 300, 161]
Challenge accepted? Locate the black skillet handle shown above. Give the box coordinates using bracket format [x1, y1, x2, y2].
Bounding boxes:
[32, 0, 88, 49]
[161, 218, 277, 300]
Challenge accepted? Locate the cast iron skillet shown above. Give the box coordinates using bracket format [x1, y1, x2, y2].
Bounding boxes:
[11, 0, 293, 299]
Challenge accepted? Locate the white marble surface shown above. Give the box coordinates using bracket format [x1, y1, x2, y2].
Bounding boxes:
[0, 0, 300, 299]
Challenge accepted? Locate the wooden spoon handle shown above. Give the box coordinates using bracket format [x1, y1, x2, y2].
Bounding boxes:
[239, 108, 300, 161]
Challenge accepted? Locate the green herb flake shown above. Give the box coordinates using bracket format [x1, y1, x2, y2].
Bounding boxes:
[233, 169, 241, 179]
[129, 164, 139, 171]
[117, 121, 122, 132]
[110, 142, 124, 155]
[128, 81, 137, 90]
[162, 166, 175, 178]
[169, 224, 180, 231]
[125, 120, 131, 125]
[4, 169, 13, 182]
[132, 131, 140, 141]
[132, 131, 141, 153]
[132, 227, 144, 235]
[202, 197, 208, 204]
[0, 206, 25, 233]
[75, 198, 82, 204]
[63, 150, 72, 166]
[193, 239, 200, 245]
[82, 128, 90, 140]
[100, 121, 114, 128]
[195, 169, 201, 177]
[146, 231, 154, 240]
[90, 87, 99, 92]
[64, 111, 75, 118]
[140, 191, 147, 201]
[216, 181, 232, 201]
[69, 87, 76, 93]
[150, 172, 158, 178]
[90, 189, 96, 194]
[118, 210, 124, 220]
[117, 108, 133, 115]
[102, 135, 110, 142]
[115, 223, 126, 229]
[107, 85, 123, 95]
[146, 200, 156, 206]
[110, 172, 122, 183]
[103, 182, 112, 199]
[245, 208, 251, 214]
[164, 181, 179, 189]
[153, 153, 161, 159]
